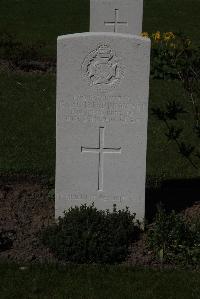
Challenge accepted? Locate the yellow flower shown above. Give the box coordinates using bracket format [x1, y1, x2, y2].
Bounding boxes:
[152, 31, 161, 41]
[163, 32, 175, 41]
[141, 32, 149, 38]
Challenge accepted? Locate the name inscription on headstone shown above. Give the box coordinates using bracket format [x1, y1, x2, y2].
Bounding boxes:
[58, 95, 147, 124]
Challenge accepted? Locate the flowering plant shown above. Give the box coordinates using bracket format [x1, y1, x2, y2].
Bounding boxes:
[141, 31, 194, 80]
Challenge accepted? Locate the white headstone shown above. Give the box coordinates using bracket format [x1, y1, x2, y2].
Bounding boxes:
[90, 0, 143, 35]
[56, 32, 150, 221]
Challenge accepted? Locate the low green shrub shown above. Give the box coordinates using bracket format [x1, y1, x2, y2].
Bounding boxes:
[142, 31, 200, 80]
[41, 204, 140, 264]
[147, 208, 200, 267]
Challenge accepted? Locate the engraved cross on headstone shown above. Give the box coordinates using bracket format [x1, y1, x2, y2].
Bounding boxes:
[81, 127, 121, 191]
[104, 9, 128, 33]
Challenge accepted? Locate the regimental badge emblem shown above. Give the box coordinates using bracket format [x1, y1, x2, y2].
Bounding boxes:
[82, 44, 124, 91]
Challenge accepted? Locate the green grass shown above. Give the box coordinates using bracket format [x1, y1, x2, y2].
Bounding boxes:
[0, 71, 199, 180]
[0, 263, 200, 299]
[0, 0, 89, 59]
[0, 0, 199, 181]
[0, 0, 199, 59]
[147, 80, 200, 181]
[0, 71, 55, 176]
[143, 0, 200, 44]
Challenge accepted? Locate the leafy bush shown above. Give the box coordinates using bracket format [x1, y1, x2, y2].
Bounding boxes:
[147, 208, 200, 267]
[142, 31, 200, 80]
[41, 204, 140, 264]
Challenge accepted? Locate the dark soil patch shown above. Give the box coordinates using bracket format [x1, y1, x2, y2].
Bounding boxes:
[0, 176, 55, 263]
[0, 59, 56, 74]
[0, 175, 199, 267]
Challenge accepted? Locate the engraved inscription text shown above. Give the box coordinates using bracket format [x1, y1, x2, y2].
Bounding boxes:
[58, 95, 147, 125]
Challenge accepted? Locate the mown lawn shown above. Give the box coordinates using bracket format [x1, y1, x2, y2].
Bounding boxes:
[0, 0, 199, 59]
[0, 0, 199, 181]
[143, 0, 200, 43]
[0, 71, 56, 176]
[0, 263, 200, 299]
[0, 71, 199, 180]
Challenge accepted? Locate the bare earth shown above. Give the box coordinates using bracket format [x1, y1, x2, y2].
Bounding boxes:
[0, 176, 199, 267]
[0, 176, 55, 263]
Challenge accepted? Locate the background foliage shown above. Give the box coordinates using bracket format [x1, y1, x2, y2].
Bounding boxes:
[147, 208, 200, 267]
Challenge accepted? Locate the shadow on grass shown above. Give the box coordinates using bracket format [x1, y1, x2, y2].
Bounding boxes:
[146, 178, 200, 222]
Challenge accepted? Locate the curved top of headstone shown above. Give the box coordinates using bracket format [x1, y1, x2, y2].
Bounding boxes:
[58, 31, 149, 44]
[90, 0, 143, 35]
[57, 32, 151, 98]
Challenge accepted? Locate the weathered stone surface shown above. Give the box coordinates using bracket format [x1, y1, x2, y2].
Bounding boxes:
[90, 0, 143, 35]
[56, 32, 150, 220]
